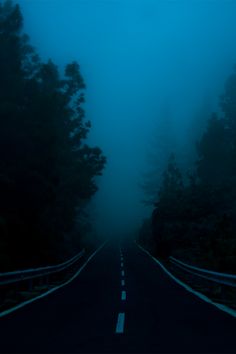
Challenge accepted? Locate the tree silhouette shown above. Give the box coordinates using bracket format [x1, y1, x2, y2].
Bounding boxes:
[141, 67, 236, 271]
[141, 102, 175, 205]
[0, 1, 106, 270]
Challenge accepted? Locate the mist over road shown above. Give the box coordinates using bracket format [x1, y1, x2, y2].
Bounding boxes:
[0, 242, 235, 353]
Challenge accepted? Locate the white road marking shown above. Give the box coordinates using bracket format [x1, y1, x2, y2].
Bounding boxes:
[0, 242, 107, 318]
[121, 270, 125, 277]
[121, 279, 125, 287]
[136, 242, 236, 319]
[115, 312, 125, 334]
[121, 262, 124, 267]
[121, 290, 126, 301]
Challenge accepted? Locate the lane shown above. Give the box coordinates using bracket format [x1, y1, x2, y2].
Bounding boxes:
[0, 244, 123, 353]
[122, 241, 236, 353]
[0, 240, 235, 353]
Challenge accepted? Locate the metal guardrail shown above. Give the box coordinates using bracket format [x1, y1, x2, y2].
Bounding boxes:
[170, 256, 236, 287]
[0, 249, 85, 286]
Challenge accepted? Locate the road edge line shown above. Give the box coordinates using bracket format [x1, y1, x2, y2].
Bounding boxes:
[0, 241, 107, 318]
[136, 242, 236, 319]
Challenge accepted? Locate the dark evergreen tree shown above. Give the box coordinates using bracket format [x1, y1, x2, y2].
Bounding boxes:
[0, 1, 106, 270]
[196, 113, 230, 186]
[141, 102, 175, 206]
[141, 67, 236, 271]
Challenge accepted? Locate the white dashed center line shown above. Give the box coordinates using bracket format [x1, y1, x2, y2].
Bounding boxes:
[121, 290, 126, 301]
[116, 313, 125, 334]
[115, 249, 127, 334]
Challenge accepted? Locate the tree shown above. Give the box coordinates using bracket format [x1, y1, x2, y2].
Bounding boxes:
[196, 112, 230, 186]
[141, 102, 175, 205]
[0, 1, 106, 270]
[143, 66, 236, 271]
[151, 154, 183, 258]
[158, 153, 183, 205]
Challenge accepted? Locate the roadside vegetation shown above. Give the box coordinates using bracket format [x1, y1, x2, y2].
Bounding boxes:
[0, 0, 106, 271]
[140, 67, 236, 273]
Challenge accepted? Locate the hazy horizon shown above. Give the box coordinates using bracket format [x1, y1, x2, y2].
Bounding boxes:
[17, 0, 236, 235]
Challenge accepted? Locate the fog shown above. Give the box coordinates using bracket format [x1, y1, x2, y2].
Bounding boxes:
[18, 0, 236, 236]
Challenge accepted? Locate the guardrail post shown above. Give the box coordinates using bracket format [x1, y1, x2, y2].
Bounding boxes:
[38, 276, 44, 287]
[213, 284, 222, 296]
[169, 256, 236, 287]
[0, 249, 86, 294]
[28, 279, 33, 291]
[0, 285, 6, 305]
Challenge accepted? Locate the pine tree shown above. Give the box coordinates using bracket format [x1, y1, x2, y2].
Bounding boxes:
[0, 1, 106, 269]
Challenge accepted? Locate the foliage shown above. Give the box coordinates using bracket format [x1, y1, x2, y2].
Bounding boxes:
[140, 67, 236, 272]
[0, 1, 106, 270]
[141, 103, 175, 206]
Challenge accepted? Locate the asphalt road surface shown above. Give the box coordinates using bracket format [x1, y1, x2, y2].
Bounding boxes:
[0, 241, 235, 353]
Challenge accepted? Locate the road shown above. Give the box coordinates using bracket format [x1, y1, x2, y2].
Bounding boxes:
[0, 241, 235, 353]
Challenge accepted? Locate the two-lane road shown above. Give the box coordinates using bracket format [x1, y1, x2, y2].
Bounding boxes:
[0, 241, 235, 353]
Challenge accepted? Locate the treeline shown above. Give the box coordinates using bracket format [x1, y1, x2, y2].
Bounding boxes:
[0, 1, 106, 270]
[140, 67, 236, 273]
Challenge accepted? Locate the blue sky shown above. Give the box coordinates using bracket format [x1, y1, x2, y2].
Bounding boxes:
[18, 0, 236, 234]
